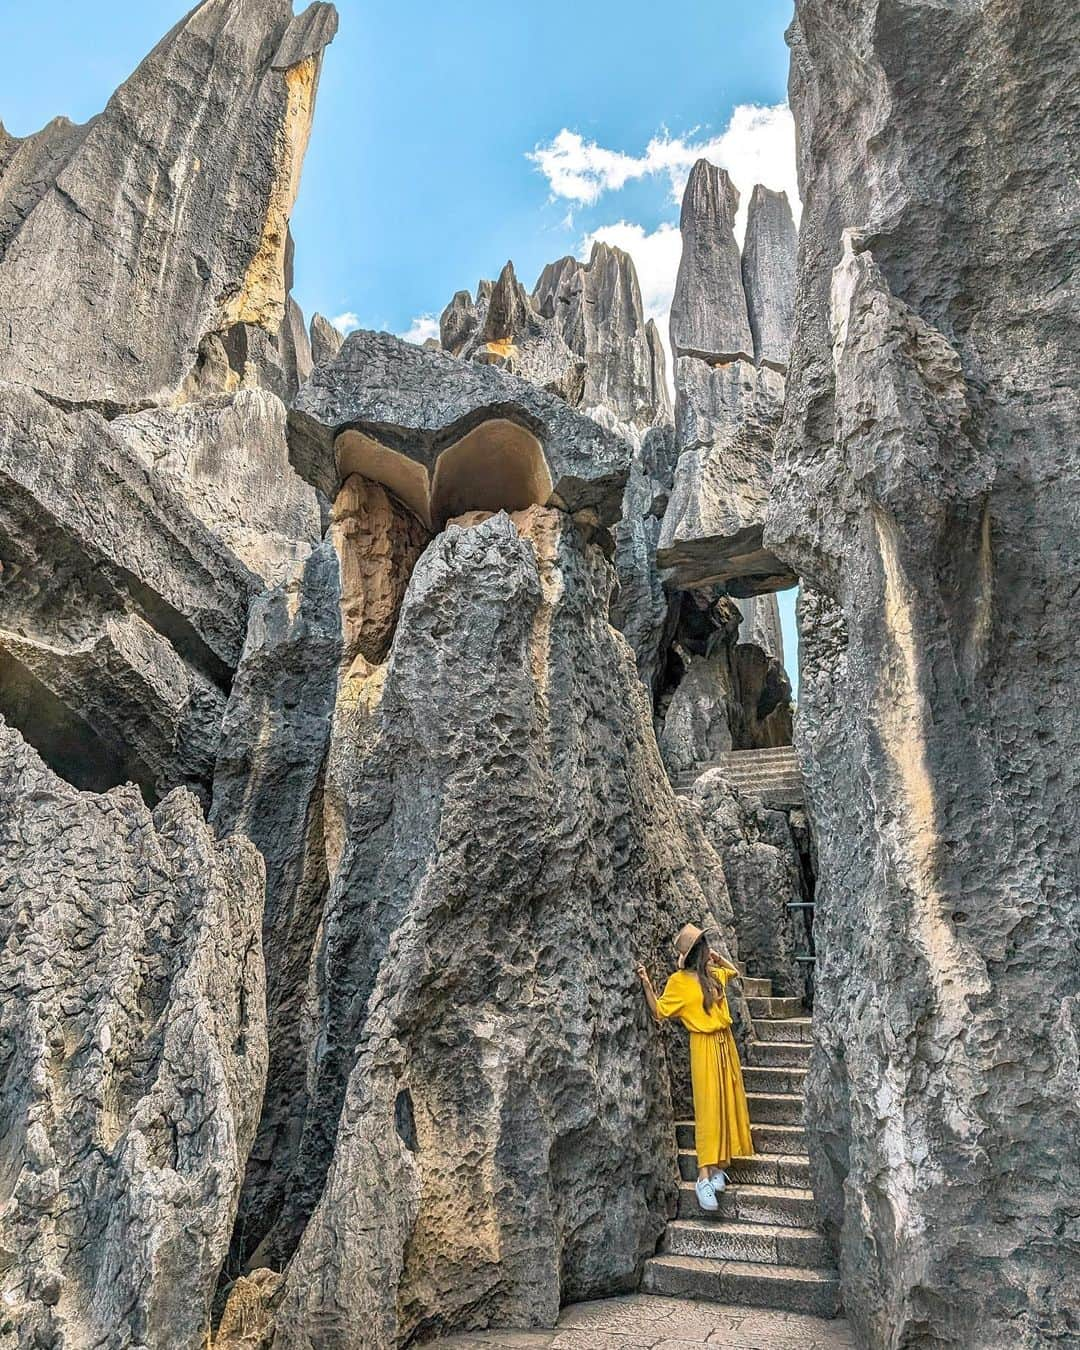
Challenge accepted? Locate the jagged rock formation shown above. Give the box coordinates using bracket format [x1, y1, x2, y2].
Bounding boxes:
[437, 244, 678, 692]
[310, 313, 345, 368]
[290, 328, 632, 527]
[0, 0, 337, 411]
[0, 382, 268, 803]
[439, 261, 586, 404]
[766, 2, 1080, 1344]
[656, 594, 792, 776]
[112, 390, 321, 587]
[0, 721, 267, 1350]
[217, 507, 740, 1347]
[532, 242, 673, 435]
[659, 163, 798, 598]
[688, 771, 808, 1001]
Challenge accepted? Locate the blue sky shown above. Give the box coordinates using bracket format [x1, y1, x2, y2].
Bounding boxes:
[5, 0, 800, 685]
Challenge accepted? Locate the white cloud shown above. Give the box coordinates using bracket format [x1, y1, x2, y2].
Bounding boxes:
[398, 314, 440, 346]
[579, 221, 682, 384]
[331, 311, 361, 335]
[529, 103, 800, 243]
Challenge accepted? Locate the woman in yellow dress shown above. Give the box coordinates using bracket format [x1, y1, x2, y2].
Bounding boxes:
[636, 922, 753, 1212]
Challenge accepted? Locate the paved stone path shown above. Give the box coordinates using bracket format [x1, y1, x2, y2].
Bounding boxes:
[427, 1293, 856, 1348]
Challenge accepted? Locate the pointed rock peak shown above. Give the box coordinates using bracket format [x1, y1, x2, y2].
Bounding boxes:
[681, 159, 740, 232]
[482, 261, 531, 343]
[272, 3, 340, 71]
[310, 313, 344, 367]
[439, 290, 478, 356]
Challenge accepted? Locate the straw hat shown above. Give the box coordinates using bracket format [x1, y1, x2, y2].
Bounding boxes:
[673, 922, 704, 968]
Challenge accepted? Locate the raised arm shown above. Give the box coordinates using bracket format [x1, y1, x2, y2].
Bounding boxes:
[708, 948, 739, 977]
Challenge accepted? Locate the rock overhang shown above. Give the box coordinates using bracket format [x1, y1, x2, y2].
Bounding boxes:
[288, 329, 632, 529]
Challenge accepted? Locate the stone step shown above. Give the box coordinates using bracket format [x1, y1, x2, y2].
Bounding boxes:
[739, 976, 773, 998]
[677, 1151, 810, 1188]
[747, 1038, 811, 1068]
[755, 1017, 813, 1043]
[663, 1219, 831, 1270]
[747, 995, 805, 1020]
[642, 1255, 840, 1319]
[741, 1064, 808, 1095]
[746, 1091, 805, 1126]
[752, 1122, 808, 1156]
[676, 1183, 816, 1228]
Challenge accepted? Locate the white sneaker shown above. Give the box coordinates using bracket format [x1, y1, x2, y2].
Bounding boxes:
[711, 1171, 728, 1193]
[694, 1176, 718, 1212]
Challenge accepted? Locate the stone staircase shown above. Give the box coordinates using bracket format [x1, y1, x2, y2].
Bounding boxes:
[673, 746, 804, 808]
[641, 977, 840, 1318]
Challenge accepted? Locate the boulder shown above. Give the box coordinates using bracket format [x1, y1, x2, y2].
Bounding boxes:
[0, 721, 266, 1350]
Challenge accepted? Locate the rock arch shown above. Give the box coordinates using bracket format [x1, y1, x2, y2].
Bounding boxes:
[334, 416, 553, 530]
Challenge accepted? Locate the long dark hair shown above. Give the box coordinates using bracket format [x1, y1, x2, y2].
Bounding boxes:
[687, 936, 721, 1012]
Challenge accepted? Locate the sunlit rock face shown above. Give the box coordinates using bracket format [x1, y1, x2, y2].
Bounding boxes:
[0, 722, 267, 1350]
[767, 2, 1080, 1343]
[218, 508, 737, 1347]
[0, 0, 336, 813]
[0, 0, 337, 411]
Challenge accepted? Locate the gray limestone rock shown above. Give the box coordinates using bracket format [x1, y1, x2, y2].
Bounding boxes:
[532, 242, 673, 432]
[669, 161, 753, 362]
[767, 2, 1080, 1336]
[439, 262, 587, 405]
[691, 771, 807, 1000]
[213, 480, 430, 1272]
[0, 720, 267, 1350]
[736, 593, 785, 665]
[310, 313, 345, 369]
[112, 389, 322, 588]
[225, 508, 738, 1345]
[0, 383, 260, 671]
[741, 186, 798, 371]
[288, 329, 632, 527]
[658, 360, 796, 594]
[0, 0, 338, 410]
[0, 615, 224, 803]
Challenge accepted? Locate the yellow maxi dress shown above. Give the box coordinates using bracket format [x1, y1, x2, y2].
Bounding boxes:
[655, 965, 753, 1168]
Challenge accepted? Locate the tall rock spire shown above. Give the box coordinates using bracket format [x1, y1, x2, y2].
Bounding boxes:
[669, 160, 753, 362]
[742, 185, 798, 370]
[0, 0, 338, 410]
[533, 240, 673, 430]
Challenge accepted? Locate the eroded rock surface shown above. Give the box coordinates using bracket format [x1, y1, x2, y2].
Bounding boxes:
[0, 722, 267, 1350]
[767, 3, 1080, 1342]
[741, 186, 798, 371]
[0, 0, 338, 411]
[217, 509, 738, 1347]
